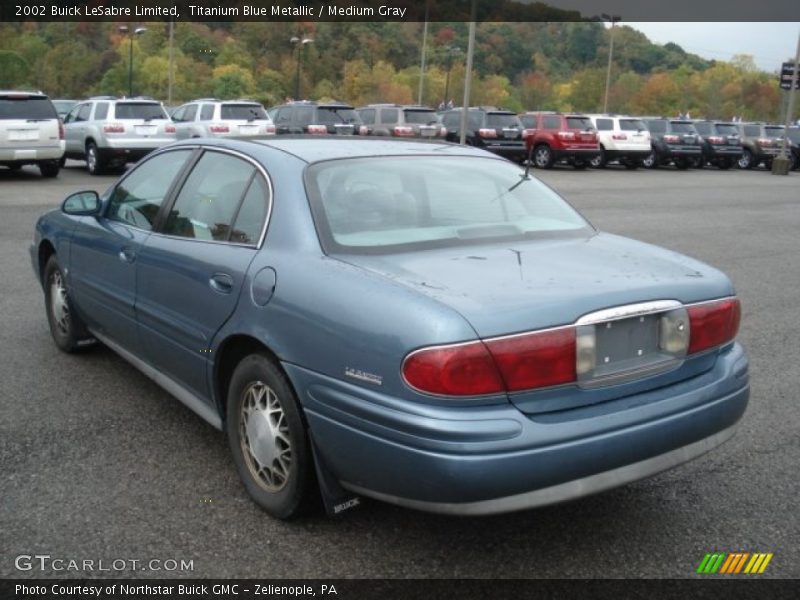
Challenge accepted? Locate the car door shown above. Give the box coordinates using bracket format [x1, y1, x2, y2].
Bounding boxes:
[135, 149, 268, 400]
[64, 102, 91, 156]
[68, 149, 195, 353]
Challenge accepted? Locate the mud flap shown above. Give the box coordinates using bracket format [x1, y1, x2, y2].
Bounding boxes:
[309, 433, 361, 516]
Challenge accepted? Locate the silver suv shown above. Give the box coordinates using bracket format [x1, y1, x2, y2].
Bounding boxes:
[0, 90, 64, 177]
[63, 97, 176, 175]
[171, 99, 275, 139]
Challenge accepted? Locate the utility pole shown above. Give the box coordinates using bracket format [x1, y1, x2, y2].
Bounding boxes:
[772, 29, 800, 175]
[602, 14, 620, 113]
[459, 0, 477, 145]
[167, 20, 174, 105]
[417, 1, 429, 105]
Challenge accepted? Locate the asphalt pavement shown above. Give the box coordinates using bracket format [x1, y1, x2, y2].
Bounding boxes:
[1, 159, 798, 579]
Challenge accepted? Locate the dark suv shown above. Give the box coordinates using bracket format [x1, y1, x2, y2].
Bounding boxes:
[520, 112, 600, 169]
[357, 104, 445, 138]
[642, 119, 702, 169]
[270, 101, 362, 135]
[787, 126, 800, 170]
[692, 121, 743, 169]
[440, 107, 526, 162]
[736, 122, 782, 169]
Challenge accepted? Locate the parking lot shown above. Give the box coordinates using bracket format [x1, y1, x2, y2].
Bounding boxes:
[1, 160, 798, 579]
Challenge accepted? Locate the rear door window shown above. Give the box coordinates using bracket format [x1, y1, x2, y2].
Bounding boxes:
[542, 116, 561, 129]
[200, 104, 215, 121]
[94, 102, 109, 120]
[359, 108, 376, 125]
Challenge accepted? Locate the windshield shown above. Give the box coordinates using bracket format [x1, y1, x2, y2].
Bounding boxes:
[221, 104, 268, 120]
[114, 103, 168, 120]
[670, 121, 697, 133]
[305, 156, 591, 254]
[619, 119, 646, 132]
[317, 107, 360, 125]
[403, 109, 437, 125]
[486, 113, 521, 128]
[566, 117, 593, 130]
[715, 123, 739, 136]
[0, 96, 57, 120]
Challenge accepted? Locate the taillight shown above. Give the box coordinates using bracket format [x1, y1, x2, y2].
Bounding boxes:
[439, 126, 447, 137]
[307, 124, 328, 135]
[103, 123, 125, 133]
[402, 341, 504, 396]
[664, 134, 680, 143]
[478, 128, 498, 138]
[612, 133, 627, 140]
[708, 136, 724, 144]
[58, 121, 65, 140]
[687, 298, 741, 355]
[209, 123, 230, 133]
[522, 128, 535, 140]
[393, 126, 414, 137]
[757, 138, 773, 146]
[164, 124, 176, 134]
[358, 125, 369, 136]
[486, 328, 577, 392]
[263, 125, 276, 135]
[557, 131, 576, 141]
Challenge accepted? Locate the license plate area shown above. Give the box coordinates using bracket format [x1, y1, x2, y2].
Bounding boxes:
[576, 301, 689, 388]
[9, 129, 39, 141]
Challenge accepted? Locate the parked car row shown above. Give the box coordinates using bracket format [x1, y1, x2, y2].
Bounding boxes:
[2, 90, 798, 177]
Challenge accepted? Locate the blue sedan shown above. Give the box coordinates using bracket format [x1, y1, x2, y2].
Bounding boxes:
[31, 138, 749, 518]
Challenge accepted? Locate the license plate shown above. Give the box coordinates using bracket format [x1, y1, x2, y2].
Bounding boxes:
[580, 133, 594, 141]
[8, 129, 38, 141]
[334, 125, 354, 135]
[594, 315, 660, 371]
[238, 125, 258, 135]
[420, 127, 436, 137]
[135, 125, 157, 136]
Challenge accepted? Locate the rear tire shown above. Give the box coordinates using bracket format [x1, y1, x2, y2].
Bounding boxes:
[674, 157, 690, 170]
[226, 354, 316, 519]
[642, 152, 658, 169]
[589, 148, 606, 168]
[738, 149, 754, 169]
[38, 160, 60, 178]
[43, 256, 93, 353]
[533, 145, 554, 169]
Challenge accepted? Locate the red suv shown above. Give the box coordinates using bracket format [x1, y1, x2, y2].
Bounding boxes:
[519, 112, 600, 169]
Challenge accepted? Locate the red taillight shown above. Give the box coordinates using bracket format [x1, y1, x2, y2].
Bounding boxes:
[478, 128, 498, 138]
[393, 126, 414, 137]
[439, 126, 447, 137]
[209, 123, 230, 133]
[402, 341, 504, 396]
[557, 131, 576, 141]
[687, 298, 741, 355]
[664, 134, 680, 143]
[103, 123, 125, 133]
[358, 125, 369, 136]
[402, 327, 577, 396]
[486, 328, 577, 392]
[263, 124, 276, 135]
[757, 138, 773, 146]
[164, 124, 176, 134]
[58, 121, 65, 140]
[708, 136, 724, 144]
[612, 133, 628, 140]
[307, 124, 328, 135]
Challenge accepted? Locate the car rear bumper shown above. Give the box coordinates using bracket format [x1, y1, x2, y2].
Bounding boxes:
[553, 148, 601, 161]
[658, 144, 702, 157]
[289, 342, 749, 515]
[0, 142, 64, 163]
[603, 149, 651, 160]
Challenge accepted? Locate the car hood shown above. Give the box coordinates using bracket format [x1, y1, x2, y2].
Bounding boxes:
[336, 232, 734, 338]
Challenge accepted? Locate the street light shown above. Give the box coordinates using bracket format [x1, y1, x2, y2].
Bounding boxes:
[442, 46, 462, 108]
[290, 36, 314, 100]
[601, 14, 620, 113]
[118, 25, 147, 98]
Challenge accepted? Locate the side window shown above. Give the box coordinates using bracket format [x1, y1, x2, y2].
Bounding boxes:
[93, 102, 109, 120]
[596, 118, 613, 131]
[183, 104, 198, 122]
[108, 150, 192, 230]
[200, 104, 215, 121]
[543, 116, 561, 129]
[162, 152, 255, 242]
[171, 106, 185, 122]
[75, 104, 92, 122]
[359, 109, 375, 125]
[230, 176, 269, 244]
[64, 106, 80, 124]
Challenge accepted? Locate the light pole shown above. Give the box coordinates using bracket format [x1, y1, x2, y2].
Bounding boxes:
[442, 46, 461, 107]
[118, 25, 147, 98]
[290, 36, 314, 100]
[602, 14, 620, 113]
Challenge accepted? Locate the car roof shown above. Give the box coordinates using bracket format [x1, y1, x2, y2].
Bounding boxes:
[173, 137, 495, 164]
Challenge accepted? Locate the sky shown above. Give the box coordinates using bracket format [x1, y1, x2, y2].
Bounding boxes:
[624, 22, 800, 72]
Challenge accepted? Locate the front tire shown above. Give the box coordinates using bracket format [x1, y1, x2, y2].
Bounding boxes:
[226, 354, 315, 519]
[85, 142, 105, 175]
[43, 256, 92, 352]
[38, 160, 60, 178]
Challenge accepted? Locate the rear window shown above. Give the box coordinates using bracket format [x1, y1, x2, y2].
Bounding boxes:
[305, 156, 591, 254]
[221, 103, 267, 120]
[0, 96, 57, 120]
[645, 120, 667, 134]
[114, 103, 168, 120]
[693, 122, 713, 136]
[763, 127, 784, 138]
[619, 118, 646, 132]
[486, 113, 521, 128]
[317, 107, 360, 126]
[714, 123, 739, 136]
[566, 117, 593, 130]
[403, 109, 437, 124]
[670, 121, 696, 133]
[743, 124, 761, 137]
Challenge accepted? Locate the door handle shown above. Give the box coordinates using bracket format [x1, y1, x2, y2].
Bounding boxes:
[209, 273, 234, 294]
[118, 248, 136, 263]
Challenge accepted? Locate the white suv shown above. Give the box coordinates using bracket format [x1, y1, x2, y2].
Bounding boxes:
[171, 99, 275, 139]
[0, 91, 64, 177]
[586, 114, 652, 169]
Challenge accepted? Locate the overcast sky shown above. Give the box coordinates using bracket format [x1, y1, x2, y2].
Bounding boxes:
[624, 22, 800, 72]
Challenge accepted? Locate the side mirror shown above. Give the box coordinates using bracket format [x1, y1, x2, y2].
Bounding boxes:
[62, 190, 101, 216]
